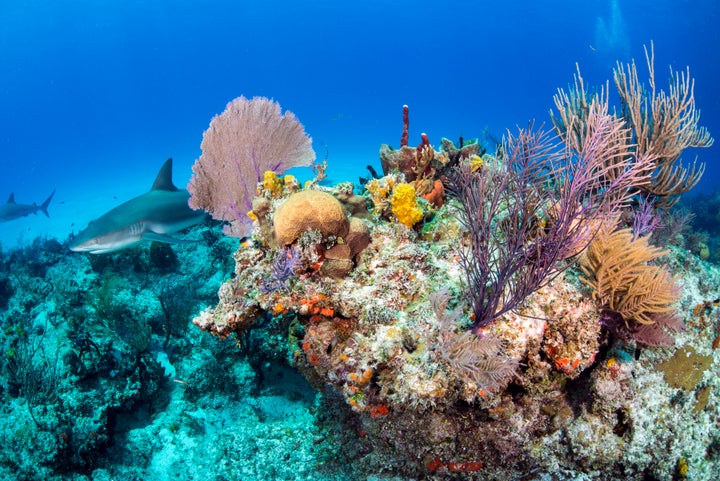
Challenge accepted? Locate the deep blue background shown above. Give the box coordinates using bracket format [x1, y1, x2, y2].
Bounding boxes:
[1, 0, 718, 246]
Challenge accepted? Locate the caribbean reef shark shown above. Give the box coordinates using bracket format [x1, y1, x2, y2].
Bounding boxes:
[0, 190, 55, 222]
[69, 158, 206, 254]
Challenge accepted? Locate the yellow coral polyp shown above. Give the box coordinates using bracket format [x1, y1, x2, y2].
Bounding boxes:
[282, 174, 300, 192]
[469, 154, 484, 172]
[677, 457, 688, 477]
[365, 178, 393, 211]
[390, 183, 424, 228]
[263, 170, 283, 197]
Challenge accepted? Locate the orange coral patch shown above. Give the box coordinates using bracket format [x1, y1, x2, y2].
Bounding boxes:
[421, 179, 445, 207]
[370, 404, 389, 418]
[554, 357, 580, 373]
[426, 457, 483, 473]
[301, 294, 334, 317]
[308, 353, 321, 366]
[348, 368, 374, 386]
[426, 457, 444, 472]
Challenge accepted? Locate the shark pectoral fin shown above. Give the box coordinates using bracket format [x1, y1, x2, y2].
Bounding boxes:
[142, 232, 199, 245]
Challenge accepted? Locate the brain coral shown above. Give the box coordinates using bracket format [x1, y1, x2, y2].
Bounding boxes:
[273, 190, 350, 245]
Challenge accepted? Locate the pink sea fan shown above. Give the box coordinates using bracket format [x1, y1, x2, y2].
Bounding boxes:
[187, 96, 316, 237]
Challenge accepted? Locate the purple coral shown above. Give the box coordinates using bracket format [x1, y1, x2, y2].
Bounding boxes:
[187, 96, 315, 237]
[260, 246, 302, 294]
[600, 310, 684, 347]
[631, 196, 663, 239]
[448, 106, 649, 331]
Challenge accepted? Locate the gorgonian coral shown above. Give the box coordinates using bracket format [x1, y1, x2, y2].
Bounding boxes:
[187, 96, 315, 237]
[260, 246, 301, 294]
[430, 289, 517, 393]
[447, 99, 650, 331]
[581, 225, 683, 346]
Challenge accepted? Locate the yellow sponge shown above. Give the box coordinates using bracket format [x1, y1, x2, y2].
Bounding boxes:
[390, 183, 423, 228]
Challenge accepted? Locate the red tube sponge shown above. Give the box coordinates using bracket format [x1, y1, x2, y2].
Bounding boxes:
[400, 104, 409, 147]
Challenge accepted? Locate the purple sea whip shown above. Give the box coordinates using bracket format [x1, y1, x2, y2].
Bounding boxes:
[447, 101, 652, 331]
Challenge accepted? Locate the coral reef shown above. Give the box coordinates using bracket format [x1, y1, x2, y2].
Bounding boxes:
[192, 173, 720, 479]
[3, 52, 719, 481]
[0, 229, 369, 481]
[188, 56, 718, 479]
[0, 231, 230, 478]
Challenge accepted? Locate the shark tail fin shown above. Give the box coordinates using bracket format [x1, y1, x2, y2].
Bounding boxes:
[40, 189, 56, 217]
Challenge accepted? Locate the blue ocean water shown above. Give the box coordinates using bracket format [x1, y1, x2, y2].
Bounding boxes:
[0, 0, 720, 245]
[1, 0, 718, 247]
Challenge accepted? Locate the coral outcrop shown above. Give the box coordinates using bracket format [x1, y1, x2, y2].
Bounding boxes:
[192, 165, 720, 479]
[191, 79, 718, 478]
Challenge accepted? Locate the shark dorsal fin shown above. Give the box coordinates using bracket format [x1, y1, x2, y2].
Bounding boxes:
[151, 158, 179, 192]
[7, 193, 15, 204]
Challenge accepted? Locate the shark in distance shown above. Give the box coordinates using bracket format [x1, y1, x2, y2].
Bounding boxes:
[0, 190, 55, 222]
[69, 158, 206, 254]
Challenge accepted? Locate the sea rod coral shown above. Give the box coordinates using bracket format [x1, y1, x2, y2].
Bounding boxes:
[551, 42, 714, 210]
[446, 99, 652, 331]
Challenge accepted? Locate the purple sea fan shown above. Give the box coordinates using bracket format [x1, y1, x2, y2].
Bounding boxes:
[187, 96, 315, 237]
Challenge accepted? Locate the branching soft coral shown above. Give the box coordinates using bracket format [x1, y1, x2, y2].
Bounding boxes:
[430, 289, 517, 393]
[580, 224, 683, 345]
[447, 100, 648, 331]
[552, 43, 714, 210]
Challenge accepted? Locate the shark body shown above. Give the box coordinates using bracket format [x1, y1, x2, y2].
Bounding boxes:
[69, 158, 206, 254]
[0, 190, 55, 222]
